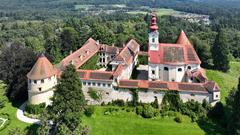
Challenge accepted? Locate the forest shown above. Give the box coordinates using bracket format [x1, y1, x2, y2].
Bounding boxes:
[0, 0, 240, 134]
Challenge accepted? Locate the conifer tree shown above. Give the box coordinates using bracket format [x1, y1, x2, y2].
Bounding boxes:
[226, 77, 240, 134]
[212, 28, 230, 72]
[39, 64, 87, 134]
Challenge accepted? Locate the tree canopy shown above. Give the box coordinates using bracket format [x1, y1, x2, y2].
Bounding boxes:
[39, 64, 87, 134]
[212, 28, 230, 72]
[0, 43, 36, 101]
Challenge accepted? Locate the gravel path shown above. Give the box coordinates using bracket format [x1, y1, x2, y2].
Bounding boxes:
[16, 102, 40, 124]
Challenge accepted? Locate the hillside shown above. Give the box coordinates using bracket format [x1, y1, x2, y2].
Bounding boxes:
[206, 62, 240, 102]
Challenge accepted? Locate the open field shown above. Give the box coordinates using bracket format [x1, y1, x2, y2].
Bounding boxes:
[206, 62, 240, 102]
[127, 8, 179, 16]
[83, 106, 205, 135]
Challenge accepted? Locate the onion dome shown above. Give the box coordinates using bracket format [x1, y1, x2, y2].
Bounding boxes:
[150, 14, 158, 31]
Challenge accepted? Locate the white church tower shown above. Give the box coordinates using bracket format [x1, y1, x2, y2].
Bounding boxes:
[27, 54, 58, 105]
[149, 13, 159, 51]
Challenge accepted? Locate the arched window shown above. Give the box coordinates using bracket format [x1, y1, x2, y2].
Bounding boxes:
[164, 67, 169, 71]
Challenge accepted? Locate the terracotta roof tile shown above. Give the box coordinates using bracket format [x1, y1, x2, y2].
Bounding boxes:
[78, 70, 113, 81]
[27, 54, 57, 80]
[60, 38, 100, 69]
[99, 44, 119, 54]
[149, 31, 201, 65]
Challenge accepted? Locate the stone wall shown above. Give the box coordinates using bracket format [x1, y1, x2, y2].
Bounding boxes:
[82, 84, 212, 105]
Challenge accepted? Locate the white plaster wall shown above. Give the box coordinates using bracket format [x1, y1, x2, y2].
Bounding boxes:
[213, 91, 220, 101]
[28, 75, 57, 105]
[179, 91, 210, 103]
[28, 76, 57, 92]
[149, 32, 159, 51]
[28, 90, 54, 105]
[149, 63, 200, 82]
[138, 90, 164, 104]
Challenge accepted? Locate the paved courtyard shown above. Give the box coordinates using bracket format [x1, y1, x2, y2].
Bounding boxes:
[136, 65, 148, 80]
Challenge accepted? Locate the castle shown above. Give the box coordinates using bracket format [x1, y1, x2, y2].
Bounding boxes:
[27, 14, 220, 106]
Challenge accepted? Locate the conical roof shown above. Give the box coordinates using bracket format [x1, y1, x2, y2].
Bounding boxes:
[27, 54, 57, 80]
[176, 30, 191, 45]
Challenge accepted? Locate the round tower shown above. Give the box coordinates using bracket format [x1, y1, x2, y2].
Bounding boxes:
[27, 54, 58, 105]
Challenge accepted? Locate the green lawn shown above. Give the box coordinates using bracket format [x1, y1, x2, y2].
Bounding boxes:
[0, 101, 31, 134]
[83, 106, 205, 135]
[206, 62, 240, 102]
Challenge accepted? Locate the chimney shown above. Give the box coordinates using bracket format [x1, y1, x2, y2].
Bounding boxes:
[96, 40, 99, 45]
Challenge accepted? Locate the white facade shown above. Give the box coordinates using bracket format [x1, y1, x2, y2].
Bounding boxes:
[148, 63, 200, 82]
[28, 75, 57, 105]
[149, 31, 159, 51]
[98, 52, 116, 67]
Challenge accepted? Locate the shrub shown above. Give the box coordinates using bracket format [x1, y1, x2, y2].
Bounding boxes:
[112, 99, 125, 107]
[126, 108, 131, 112]
[101, 102, 105, 106]
[142, 104, 156, 118]
[84, 106, 95, 117]
[151, 98, 159, 109]
[25, 102, 45, 115]
[87, 88, 102, 101]
[174, 115, 183, 123]
[161, 91, 182, 112]
[136, 106, 143, 115]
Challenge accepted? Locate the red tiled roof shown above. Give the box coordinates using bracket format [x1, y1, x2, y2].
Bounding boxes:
[148, 31, 201, 65]
[118, 80, 211, 94]
[78, 70, 113, 81]
[60, 38, 100, 69]
[113, 64, 125, 77]
[176, 30, 191, 45]
[193, 68, 208, 83]
[204, 81, 220, 92]
[114, 39, 140, 65]
[99, 44, 119, 54]
[27, 54, 58, 80]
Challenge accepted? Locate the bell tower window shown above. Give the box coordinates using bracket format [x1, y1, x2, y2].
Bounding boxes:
[152, 38, 155, 43]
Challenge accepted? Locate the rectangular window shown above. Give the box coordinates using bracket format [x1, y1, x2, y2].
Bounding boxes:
[98, 83, 101, 86]
[83, 82, 86, 85]
[103, 83, 106, 87]
[41, 79, 44, 83]
[152, 70, 155, 75]
[88, 82, 91, 86]
[39, 87, 42, 91]
[108, 84, 111, 87]
[34, 80, 37, 84]
[93, 82, 96, 86]
[29, 80, 31, 83]
[152, 38, 155, 43]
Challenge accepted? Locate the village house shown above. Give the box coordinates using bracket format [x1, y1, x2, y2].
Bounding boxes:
[27, 14, 220, 106]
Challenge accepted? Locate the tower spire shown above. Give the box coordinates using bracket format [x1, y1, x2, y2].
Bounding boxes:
[150, 13, 158, 32]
